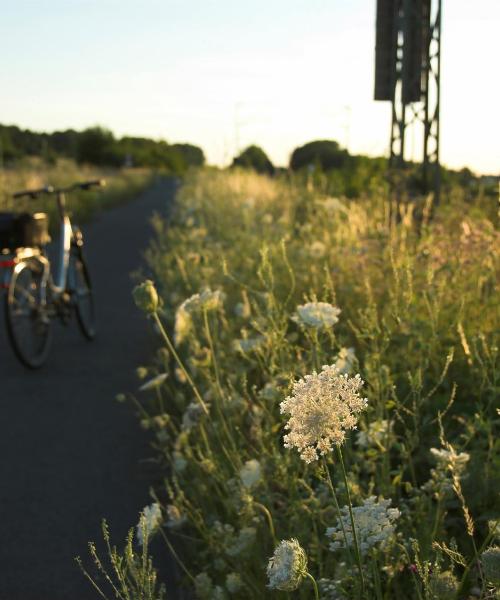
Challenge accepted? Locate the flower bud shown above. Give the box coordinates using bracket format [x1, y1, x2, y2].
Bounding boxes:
[133, 280, 158, 314]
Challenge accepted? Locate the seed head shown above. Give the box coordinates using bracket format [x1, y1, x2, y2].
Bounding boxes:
[267, 538, 308, 591]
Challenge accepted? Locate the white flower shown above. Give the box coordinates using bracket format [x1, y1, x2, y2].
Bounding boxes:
[226, 526, 256, 557]
[174, 305, 192, 345]
[356, 419, 393, 450]
[139, 373, 168, 391]
[280, 365, 367, 463]
[233, 335, 266, 353]
[267, 538, 308, 591]
[333, 347, 356, 375]
[240, 459, 262, 489]
[182, 401, 207, 430]
[137, 502, 162, 546]
[225, 573, 243, 594]
[292, 302, 341, 329]
[174, 288, 225, 345]
[424, 446, 470, 495]
[166, 504, 186, 529]
[308, 240, 327, 259]
[326, 496, 400, 554]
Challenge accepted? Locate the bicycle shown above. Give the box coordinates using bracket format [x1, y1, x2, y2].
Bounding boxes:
[0, 180, 105, 368]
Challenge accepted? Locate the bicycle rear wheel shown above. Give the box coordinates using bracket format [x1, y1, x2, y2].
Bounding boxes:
[5, 260, 52, 368]
[68, 250, 96, 340]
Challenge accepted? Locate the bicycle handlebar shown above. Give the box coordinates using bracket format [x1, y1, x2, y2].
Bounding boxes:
[12, 185, 55, 199]
[12, 179, 106, 199]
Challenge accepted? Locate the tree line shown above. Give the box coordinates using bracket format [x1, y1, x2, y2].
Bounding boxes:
[0, 124, 205, 173]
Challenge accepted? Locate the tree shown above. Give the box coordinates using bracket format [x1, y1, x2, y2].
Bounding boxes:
[76, 127, 117, 166]
[232, 145, 274, 175]
[290, 140, 348, 172]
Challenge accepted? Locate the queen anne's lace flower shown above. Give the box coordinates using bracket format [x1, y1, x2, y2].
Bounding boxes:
[239, 459, 262, 489]
[424, 446, 470, 495]
[357, 419, 393, 450]
[292, 302, 341, 329]
[280, 365, 367, 463]
[326, 496, 400, 554]
[267, 538, 308, 591]
[137, 502, 162, 546]
[174, 288, 225, 345]
[333, 347, 356, 375]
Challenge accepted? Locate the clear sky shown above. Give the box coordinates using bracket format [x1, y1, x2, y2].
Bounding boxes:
[0, 0, 498, 173]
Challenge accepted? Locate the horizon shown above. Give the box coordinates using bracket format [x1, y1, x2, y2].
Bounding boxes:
[1, 1, 499, 175]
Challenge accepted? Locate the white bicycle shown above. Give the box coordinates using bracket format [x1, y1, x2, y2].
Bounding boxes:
[0, 180, 105, 368]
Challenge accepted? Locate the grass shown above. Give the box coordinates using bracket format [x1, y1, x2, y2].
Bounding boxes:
[0, 157, 155, 230]
[88, 168, 499, 599]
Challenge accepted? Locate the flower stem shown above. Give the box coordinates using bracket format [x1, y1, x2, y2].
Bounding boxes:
[305, 572, 320, 600]
[336, 446, 366, 597]
[322, 456, 353, 566]
[152, 312, 208, 415]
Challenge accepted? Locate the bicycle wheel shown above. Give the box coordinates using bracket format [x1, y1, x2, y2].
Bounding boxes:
[4, 260, 52, 368]
[68, 250, 96, 340]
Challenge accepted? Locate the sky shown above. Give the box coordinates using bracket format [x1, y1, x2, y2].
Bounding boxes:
[0, 0, 498, 174]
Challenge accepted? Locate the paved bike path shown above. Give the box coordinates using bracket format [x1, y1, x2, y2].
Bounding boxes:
[0, 178, 179, 599]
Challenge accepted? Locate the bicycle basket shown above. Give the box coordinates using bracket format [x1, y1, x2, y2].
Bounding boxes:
[0, 212, 50, 251]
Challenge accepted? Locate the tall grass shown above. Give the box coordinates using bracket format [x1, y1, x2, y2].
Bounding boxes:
[0, 157, 154, 228]
[102, 169, 499, 599]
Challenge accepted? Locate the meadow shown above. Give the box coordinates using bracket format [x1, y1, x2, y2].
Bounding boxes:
[87, 168, 499, 599]
[0, 157, 154, 227]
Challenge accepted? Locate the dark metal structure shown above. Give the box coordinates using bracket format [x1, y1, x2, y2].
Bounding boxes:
[374, 0, 442, 199]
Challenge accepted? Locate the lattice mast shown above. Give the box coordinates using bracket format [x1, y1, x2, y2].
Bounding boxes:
[374, 0, 442, 200]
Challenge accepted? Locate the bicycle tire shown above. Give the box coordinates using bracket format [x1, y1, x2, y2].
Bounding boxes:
[68, 249, 96, 340]
[4, 260, 52, 368]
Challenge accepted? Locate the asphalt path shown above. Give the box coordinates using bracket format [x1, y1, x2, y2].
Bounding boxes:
[0, 178, 178, 599]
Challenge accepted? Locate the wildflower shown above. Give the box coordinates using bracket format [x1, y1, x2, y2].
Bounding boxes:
[174, 305, 192, 345]
[326, 496, 400, 554]
[182, 401, 207, 430]
[356, 419, 393, 450]
[139, 373, 168, 391]
[166, 504, 186, 529]
[234, 301, 251, 319]
[136, 502, 162, 546]
[267, 538, 308, 591]
[333, 347, 356, 375]
[115, 393, 126, 403]
[194, 572, 213, 599]
[233, 335, 266, 353]
[225, 573, 243, 594]
[319, 578, 347, 600]
[481, 546, 500, 584]
[226, 526, 256, 557]
[309, 240, 327, 259]
[292, 302, 341, 329]
[280, 365, 367, 463]
[240, 459, 262, 489]
[428, 570, 459, 599]
[132, 280, 158, 314]
[424, 446, 470, 495]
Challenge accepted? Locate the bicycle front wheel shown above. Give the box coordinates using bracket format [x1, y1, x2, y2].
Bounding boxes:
[5, 260, 52, 368]
[68, 251, 96, 340]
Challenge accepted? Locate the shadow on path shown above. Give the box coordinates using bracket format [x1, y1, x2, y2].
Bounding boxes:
[0, 178, 178, 599]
